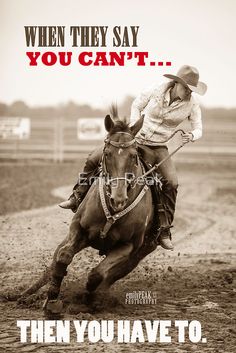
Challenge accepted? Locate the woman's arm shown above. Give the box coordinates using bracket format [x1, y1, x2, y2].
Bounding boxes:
[188, 102, 202, 141]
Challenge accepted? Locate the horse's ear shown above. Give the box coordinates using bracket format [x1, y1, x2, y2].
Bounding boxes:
[104, 115, 115, 132]
[130, 114, 144, 136]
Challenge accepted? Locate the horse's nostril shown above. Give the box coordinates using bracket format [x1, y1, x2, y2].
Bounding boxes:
[110, 197, 128, 211]
[118, 201, 127, 209]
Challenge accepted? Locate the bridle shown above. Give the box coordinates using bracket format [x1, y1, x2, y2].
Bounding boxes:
[98, 131, 148, 238]
[100, 131, 141, 195]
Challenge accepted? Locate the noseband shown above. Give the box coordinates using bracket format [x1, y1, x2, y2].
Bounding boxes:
[101, 131, 139, 192]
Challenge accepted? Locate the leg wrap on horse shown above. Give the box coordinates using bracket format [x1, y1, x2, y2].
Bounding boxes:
[52, 261, 68, 277]
[48, 262, 68, 300]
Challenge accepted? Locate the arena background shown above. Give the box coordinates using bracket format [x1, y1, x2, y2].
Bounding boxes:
[0, 0, 236, 352]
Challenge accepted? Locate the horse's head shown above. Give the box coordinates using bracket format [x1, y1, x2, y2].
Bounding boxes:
[101, 113, 144, 212]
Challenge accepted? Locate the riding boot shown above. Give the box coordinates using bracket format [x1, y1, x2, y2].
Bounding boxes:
[155, 202, 174, 250]
[59, 189, 87, 213]
[59, 146, 103, 212]
[59, 173, 93, 213]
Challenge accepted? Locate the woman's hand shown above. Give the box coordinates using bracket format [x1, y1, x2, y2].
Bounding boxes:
[181, 132, 193, 144]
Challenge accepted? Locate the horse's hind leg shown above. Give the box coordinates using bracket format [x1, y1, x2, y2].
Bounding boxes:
[45, 216, 87, 312]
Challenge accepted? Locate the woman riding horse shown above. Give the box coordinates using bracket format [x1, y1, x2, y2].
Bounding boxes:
[60, 65, 207, 250]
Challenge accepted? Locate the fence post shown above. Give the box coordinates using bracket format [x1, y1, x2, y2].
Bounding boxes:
[53, 117, 58, 162]
[58, 116, 64, 162]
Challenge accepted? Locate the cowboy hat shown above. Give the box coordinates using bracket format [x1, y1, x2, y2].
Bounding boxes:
[163, 65, 207, 95]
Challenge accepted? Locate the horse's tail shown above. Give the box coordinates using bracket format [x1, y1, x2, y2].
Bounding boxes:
[20, 240, 67, 297]
[20, 266, 52, 297]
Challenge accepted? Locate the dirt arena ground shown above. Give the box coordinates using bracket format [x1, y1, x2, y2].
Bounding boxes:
[0, 157, 235, 352]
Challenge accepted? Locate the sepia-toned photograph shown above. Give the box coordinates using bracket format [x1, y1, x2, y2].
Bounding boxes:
[0, 0, 235, 352]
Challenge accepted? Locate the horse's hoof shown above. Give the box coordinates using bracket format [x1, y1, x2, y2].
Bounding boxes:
[68, 303, 92, 314]
[3, 293, 21, 302]
[43, 298, 63, 315]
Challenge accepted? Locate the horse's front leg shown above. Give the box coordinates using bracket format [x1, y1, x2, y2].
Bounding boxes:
[84, 242, 134, 309]
[45, 214, 87, 314]
[106, 236, 158, 286]
[85, 235, 157, 310]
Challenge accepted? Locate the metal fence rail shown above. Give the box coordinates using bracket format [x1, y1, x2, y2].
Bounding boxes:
[0, 116, 235, 162]
[0, 117, 103, 162]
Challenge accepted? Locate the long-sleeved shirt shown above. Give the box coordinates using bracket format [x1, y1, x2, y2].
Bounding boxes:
[129, 81, 202, 146]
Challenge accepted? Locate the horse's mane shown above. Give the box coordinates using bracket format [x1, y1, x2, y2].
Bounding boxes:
[110, 103, 118, 120]
[109, 103, 131, 135]
[109, 120, 131, 135]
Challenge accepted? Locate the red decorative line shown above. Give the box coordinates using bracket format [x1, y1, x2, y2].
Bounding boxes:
[166, 62, 172, 66]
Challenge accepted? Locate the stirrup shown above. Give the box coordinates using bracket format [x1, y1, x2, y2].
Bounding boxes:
[156, 224, 173, 235]
[159, 224, 173, 232]
[152, 225, 173, 243]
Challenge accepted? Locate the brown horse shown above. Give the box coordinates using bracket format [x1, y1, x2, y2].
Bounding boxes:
[24, 113, 160, 314]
